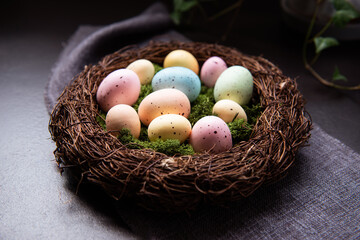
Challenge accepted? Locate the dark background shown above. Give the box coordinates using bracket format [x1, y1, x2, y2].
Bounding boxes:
[1, 0, 359, 239]
[1, 0, 359, 151]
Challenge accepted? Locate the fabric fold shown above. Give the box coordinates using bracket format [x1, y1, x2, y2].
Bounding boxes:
[45, 2, 176, 113]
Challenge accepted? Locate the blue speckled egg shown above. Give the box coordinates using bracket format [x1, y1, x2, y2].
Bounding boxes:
[151, 66, 201, 102]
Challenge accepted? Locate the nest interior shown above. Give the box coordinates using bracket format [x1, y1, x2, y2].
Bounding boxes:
[49, 41, 312, 212]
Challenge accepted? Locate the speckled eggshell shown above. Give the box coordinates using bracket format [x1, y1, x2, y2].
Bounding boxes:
[200, 56, 227, 87]
[163, 49, 199, 74]
[105, 104, 141, 138]
[148, 114, 192, 143]
[138, 88, 191, 126]
[212, 99, 247, 123]
[126, 59, 155, 85]
[189, 116, 232, 153]
[214, 66, 253, 106]
[152, 66, 201, 102]
[96, 69, 141, 112]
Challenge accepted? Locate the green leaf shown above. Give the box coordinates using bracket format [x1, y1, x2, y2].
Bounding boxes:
[178, 0, 198, 12]
[171, 0, 198, 25]
[333, 9, 360, 27]
[332, 66, 348, 82]
[314, 37, 339, 54]
[330, 0, 360, 27]
[331, 0, 357, 11]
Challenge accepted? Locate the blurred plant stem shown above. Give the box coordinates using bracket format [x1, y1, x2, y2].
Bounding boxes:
[302, 0, 360, 90]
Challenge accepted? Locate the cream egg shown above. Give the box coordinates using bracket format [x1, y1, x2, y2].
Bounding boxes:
[212, 99, 247, 123]
[163, 49, 199, 74]
[189, 116, 232, 153]
[200, 56, 227, 87]
[126, 59, 155, 85]
[96, 69, 141, 112]
[148, 114, 192, 143]
[105, 104, 141, 138]
[138, 88, 191, 126]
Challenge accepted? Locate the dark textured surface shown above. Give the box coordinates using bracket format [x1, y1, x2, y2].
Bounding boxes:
[118, 124, 360, 239]
[1, 1, 359, 239]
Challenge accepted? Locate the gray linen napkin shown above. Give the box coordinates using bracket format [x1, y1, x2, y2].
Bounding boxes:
[117, 123, 360, 239]
[45, 2, 360, 239]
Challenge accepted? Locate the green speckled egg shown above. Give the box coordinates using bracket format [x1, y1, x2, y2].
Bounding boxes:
[214, 66, 253, 105]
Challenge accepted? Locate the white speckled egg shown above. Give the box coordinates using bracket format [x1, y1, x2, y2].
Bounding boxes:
[126, 59, 155, 85]
[200, 56, 227, 87]
[138, 88, 191, 126]
[148, 114, 192, 143]
[163, 49, 199, 74]
[152, 66, 201, 102]
[96, 69, 141, 112]
[214, 66, 253, 105]
[189, 116, 232, 153]
[212, 99, 247, 123]
[106, 104, 141, 138]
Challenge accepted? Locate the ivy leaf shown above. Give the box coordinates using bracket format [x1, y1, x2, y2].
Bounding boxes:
[171, 0, 198, 25]
[330, 0, 360, 27]
[314, 37, 339, 54]
[333, 9, 360, 27]
[332, 66, 348, 82]
[171, 11, 182, 25]
[175, 0, 198, 12]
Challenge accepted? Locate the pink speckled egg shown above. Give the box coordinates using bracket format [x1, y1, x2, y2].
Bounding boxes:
[96, 69, 141, 112]
[200, 56, 227, 87]
[138, 88, 191, 126]
[190, 116, 232, 153]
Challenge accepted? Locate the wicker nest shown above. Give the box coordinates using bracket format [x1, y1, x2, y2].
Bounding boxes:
[49, 41, 311, 212]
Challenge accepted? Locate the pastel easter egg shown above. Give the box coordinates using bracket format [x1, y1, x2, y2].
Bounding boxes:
[163, 49, 199, 74]
[126, 59, 155, 85]
[214, 66, 253, 106]
[148, 114, 192, 143]
[152, 66, 201, 102]
[189, 116, 232, 153]
[212, 99, 247, 123]
[138, 88, 191, 126]
[200, 56, 227, 87]
[96, 69, 141, 112]
[105, 104, 141, 138]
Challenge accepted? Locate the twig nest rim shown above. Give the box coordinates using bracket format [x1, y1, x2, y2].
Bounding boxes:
[49, 41, 312, 212]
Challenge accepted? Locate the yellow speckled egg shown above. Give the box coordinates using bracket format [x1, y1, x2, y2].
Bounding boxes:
[148, 114, 192, 143]
[138, 88, 191, 126]
[126, 59, 155, 85]
[212, 99, 247, 123]
[163, 49, 199, 74]
[106, 104, 141, 138]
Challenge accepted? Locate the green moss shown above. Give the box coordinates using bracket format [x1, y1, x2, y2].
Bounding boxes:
[146, 139, 195, 156]
[96, 110, 107, 130]
[153, 63, 163, 74]
[133, 84, 153, 111]
[118, 128, 194, 156]
[188, 86, 215, 125]
[227, 103, 263, 142]
[227, 119, 252, 142]
[242, 103, 263, 125]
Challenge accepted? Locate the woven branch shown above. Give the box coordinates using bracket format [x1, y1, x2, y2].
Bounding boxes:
[49, 41, 312, 212]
